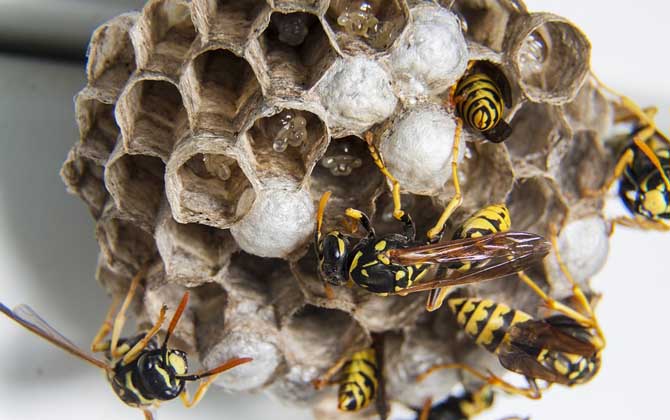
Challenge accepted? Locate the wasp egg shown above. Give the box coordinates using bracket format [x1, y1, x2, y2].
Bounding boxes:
[230, 182, 315, 258]
[318, 57, 397, 134]
[390, 5, 468, 99]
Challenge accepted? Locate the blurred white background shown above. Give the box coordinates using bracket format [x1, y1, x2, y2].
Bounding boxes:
[0, 1, 668, 419]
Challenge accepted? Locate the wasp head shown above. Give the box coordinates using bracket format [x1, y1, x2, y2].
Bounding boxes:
[317, 230, 350, 286]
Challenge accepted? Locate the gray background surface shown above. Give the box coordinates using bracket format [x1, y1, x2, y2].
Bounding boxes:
[0, 1, 668, 419]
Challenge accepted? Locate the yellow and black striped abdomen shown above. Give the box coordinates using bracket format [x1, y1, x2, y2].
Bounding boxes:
[455, 72, 505, 133]
[447, 298, 531, 353]
[338, 348, 378, 412]
[450, 204, 511, 272]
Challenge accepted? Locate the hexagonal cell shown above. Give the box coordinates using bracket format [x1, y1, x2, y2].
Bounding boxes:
[61, 149, 108, 219]
[117, 77, 189, 161]
[96, 204, 158, 276]
[548, 130, 609, 205]
[245, 107, 328, 185]
[563, 77, 613, 139]
[506, 176, 568, 236]
[439, 141, 515, 217]
[504, 101, 571, 170]
[166, 135, 255, 229]
[259, 11, 338, 96]
[452, 0, 520, 51]
[75, 95, 120, 165]
[155, 203, 239, 287]
[143, 281, 196, 353]
[195, 278, 283, 391]
[325, 0, 409, 54]
[282, 305, 368, 376]
[133, 0, 197, 77]
[184, 48, 263, 134]
[105, 146, 166, 231]
[506, 13, 591, 104]
[310, 136, 384, 232]
[191, 0, 270, 46]
[86, 13, 137, 102]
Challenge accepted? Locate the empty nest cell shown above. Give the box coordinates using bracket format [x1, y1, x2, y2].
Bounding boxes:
[86, 14, 137, 101]
[167, 136, 255, 229]
[105, 148, 166, 230]
[61, 151, 108, 219]
[117, 78, 189, 161]
[504, 101, 571, 170]
[155, 204, 238, 286]
[134, 0, 197, 76]
[325, 0, 408, 54]
[453, 0, 519, 52]
[245, 107, 328, 185]
[506, 176, 568, 235]
[507, 13, 591, 103]
[259, 12, 338, 95]
[310, 136, 383, 231]
[191, 0, 270, 46]
[96, 205, 158, 276]
[75, 96, 120, 165]
[186, 48, 262, 134]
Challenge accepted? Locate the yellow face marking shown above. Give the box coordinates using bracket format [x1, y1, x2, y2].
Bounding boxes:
[464, 300, 494, 337]
[374, 240, 387, 251]
[338, 238, 345, 256]
[349, 251, 363, 273]
[643, 189, 667, 215]
[155, 364, 173, 388]
[169, 353, 187, 375]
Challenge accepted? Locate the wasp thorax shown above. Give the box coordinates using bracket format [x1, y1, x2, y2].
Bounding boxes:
[318, 231, 350, 286]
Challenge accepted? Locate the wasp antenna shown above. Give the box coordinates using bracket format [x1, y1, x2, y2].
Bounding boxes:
[162, 291, 190, 351]
[316, 191, 332, 240]
[177, 357, 253, 381]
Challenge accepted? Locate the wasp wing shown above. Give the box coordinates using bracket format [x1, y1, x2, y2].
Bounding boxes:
[508, 318, 598, 357]
[387, 233, 550, 294]
[496, 341, 571, 386]
[1, 302, 108, 370]
[389, 231, 549, 265]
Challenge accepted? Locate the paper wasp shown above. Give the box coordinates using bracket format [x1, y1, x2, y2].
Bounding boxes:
[451, 61, 513, 144]
[0, 267, 252, 419]
[314, 134, 550, 308]
[582, 81, 670, 231]
[417, 226, 605, 400]
[313, 334, 388, 419]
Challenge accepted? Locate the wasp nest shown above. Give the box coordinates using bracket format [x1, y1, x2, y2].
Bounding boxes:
[61, 0, 615, 416]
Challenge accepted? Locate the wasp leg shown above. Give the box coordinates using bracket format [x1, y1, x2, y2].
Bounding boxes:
[425, 266, 451, 312]
[121, 305, 168, 364]
[344, 207, 376, 238]
[180, 374, 219, 408]
[416, 363, 541, 400]
[418, 397, 432, 420]
[365, 131, 405, 221]
[610, 215, 670, 231]
[90, 295, 120, 353]
[312, 354, 349, 390]
[111, 265, 149, 358]
[427, 118, 464, 240]
[580, 146, 635, 198]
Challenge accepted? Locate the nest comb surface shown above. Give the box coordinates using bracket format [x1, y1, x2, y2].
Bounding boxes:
[61, 0, 615, 415]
